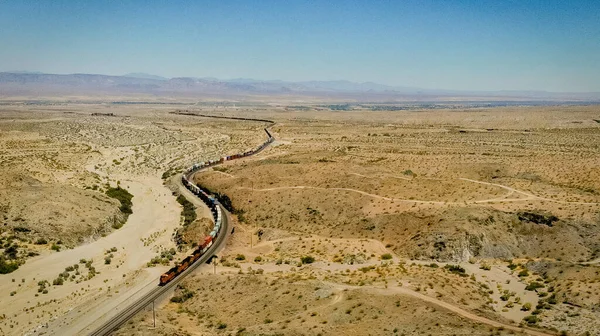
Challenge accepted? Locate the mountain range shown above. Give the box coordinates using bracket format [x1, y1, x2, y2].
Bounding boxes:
[1, 71, 599, 101]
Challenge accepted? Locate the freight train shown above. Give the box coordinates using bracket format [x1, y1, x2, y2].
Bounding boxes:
[159, 127, 274, 286]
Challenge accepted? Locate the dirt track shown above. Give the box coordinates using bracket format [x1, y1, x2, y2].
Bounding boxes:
[351, 283, 554, 336]
[238, 176, 599, 205]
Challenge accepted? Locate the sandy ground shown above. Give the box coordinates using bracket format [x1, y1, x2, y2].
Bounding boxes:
[0, 137, 182, 336]
[166, 250, 553, 336]
[1, 173, 181, 336]
[249, 237, 544, 321]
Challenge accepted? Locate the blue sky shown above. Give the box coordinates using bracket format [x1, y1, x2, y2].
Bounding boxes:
[0, 0, 599, 92]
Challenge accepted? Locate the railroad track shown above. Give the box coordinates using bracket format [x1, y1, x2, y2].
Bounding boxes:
[88, 201, 229, 336]
[89, 113, 275, 335]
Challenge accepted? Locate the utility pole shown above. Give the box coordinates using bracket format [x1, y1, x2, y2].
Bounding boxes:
[213, 258, 217, 275]
[152, 300, 156, 328]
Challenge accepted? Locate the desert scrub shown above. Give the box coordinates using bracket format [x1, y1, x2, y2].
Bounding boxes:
[161, 168, 176, 180]
[444, 264, 468, 277]
[525, 282, 544, 291]
[380, 253, 393, 260]
[0, 257, 19, 274]
[402, 169, 414, 176]
[235, 254, 246, 261]
[521, 302, 532, 311]
[176, 195, 197, 226]
[106, 186, 134, 217]
[170, 285, 194, 303]
[147, 248, 176, 267]
[301, 256, 315, 264]
[35, 238, 48, 245]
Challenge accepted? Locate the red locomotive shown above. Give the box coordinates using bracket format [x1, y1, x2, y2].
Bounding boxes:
[159, 236, 213, 286]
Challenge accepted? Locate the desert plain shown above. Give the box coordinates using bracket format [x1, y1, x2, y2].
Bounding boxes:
[0, 102, 599, 336]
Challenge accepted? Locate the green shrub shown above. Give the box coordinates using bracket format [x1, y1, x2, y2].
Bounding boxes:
[301, 256, 315, 264]
[106, 187, 134, 215]
[35, 238, 48, 245]
[444, 265, 467, 276]
[161, 170, 173, 180]
[380, 253, 393, 260]
[176, 195, 197, 226]
[0, 258, 19, 274]
[170, 288, 194, 303]
[525, 282, 544, 291]
[4, 245, 18, 259]
[235, 254, 246, 261]
[523, 315, 539, 324]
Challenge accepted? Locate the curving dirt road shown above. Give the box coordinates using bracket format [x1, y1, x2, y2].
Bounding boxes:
[330, 282, 555, 336]
[238, 176, 599, 206]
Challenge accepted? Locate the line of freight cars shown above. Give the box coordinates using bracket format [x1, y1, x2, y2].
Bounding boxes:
[185, 128, 274, 171]
[158, 128, 274, 286]
[173, 111, 276, 126]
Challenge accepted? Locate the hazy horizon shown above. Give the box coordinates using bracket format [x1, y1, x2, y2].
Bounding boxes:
[1, 1, 599, 92]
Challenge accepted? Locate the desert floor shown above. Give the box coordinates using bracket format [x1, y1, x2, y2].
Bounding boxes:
[1, 103, 599, 336]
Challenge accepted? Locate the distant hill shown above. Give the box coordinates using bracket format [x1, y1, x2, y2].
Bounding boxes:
[5, 70, 46, 75]
[123, 73, 168, 81]
[0, 71, 599, 102]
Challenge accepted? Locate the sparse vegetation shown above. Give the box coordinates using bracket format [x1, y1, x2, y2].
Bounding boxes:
[525, 282, 544, 291]
[523, 315, 540, 324]
[147, 248, 177, 267]
[176, 195, 197, 226]
[106, 186, 134, 217]
[170, 285, 194, 303]
[2, 103, 600, 336]
[444, 265, 467, 277]
[0, 258, 19, 274]
[301, 256, 315, 264]
[380, 253, 393, 260]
